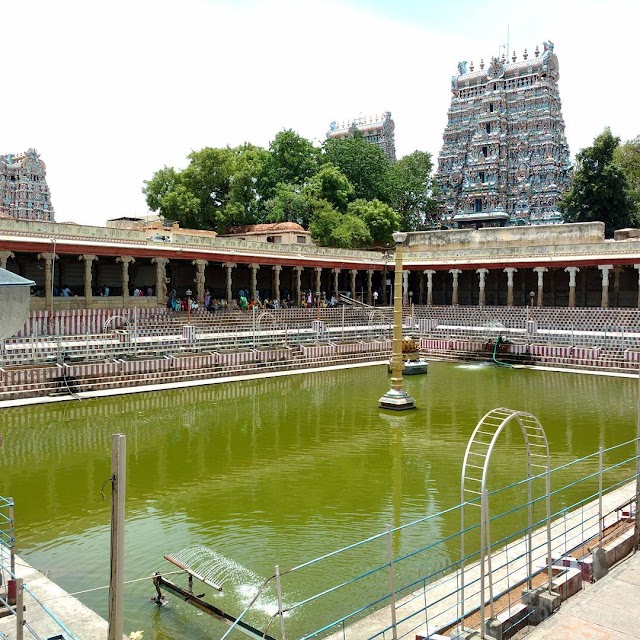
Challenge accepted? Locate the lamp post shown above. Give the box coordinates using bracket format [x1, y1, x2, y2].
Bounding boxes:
[186, 288, 192, 324]
[379, 232, 416, 411]
[529, 290, 535, 319]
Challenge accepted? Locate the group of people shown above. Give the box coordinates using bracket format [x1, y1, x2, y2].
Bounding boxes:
[132, 286, 154, 297]
[167, 289, 199, 312]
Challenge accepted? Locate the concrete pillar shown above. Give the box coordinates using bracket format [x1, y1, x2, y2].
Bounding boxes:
[116, 256, 135, 303]
[366, 269, 373, 305]
[37, 252, 57, 310]
[564, 266, 580, 308]
[315, 267, 322, 296]
[533, 267, 548, 307]
[634, 264, 640, 308]
[402, 270, 409, 305]
[476, 268, 488, 306]
[350, 269, 357, 299]
[424, 270, 435, 306]
[0, 251, 15, 270]
[193, 259, 208, 303]
[504, 267, 517, 307]
[294, 266, 303, 304]
[249, 263, 260, 301]
[79, 254, 97, 304]
[152, 257, 169, 305]
[613, 267, 622, 307]
[332, 268, 340, 299]
[273, 264, 282, 301]
[222, 262, 236, 302]
[449, 269, 462, 306]
[598, 264, 613, 309]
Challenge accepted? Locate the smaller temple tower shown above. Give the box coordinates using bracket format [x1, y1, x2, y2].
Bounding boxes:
[327, 112, 396, 162]
[437, 42, 571, 228]
[0, 149, 55, 222]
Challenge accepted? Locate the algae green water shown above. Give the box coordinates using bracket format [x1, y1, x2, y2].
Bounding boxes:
[0, 363, 637, 639]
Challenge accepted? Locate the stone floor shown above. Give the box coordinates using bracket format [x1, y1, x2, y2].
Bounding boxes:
[525, 549, 640, 639]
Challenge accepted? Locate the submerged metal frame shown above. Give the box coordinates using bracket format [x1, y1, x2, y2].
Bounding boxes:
[459, 407, 552, 637]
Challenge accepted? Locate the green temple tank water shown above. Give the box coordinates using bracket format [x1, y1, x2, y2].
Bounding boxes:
[0, 362, 636, 638]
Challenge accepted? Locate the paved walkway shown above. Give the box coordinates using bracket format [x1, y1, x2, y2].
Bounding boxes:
[526, 549, 640, 639]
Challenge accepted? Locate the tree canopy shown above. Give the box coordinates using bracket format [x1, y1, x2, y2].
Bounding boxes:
[613, 136, 640, 224]
[143, 128, 438, 247]
[560, 128, 636, 237]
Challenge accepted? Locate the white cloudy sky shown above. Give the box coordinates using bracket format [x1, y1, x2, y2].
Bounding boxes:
[3, 0, 638, 226]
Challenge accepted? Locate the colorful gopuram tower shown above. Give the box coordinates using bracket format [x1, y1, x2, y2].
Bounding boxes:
[0, 149, 55, 222]
[327, 112, 396, 162]
[436, 42, 571, 228]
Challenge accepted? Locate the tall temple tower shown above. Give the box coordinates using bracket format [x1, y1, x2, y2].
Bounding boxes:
[327, 112, 396, 162]
[436, 42, 571, 228]
[0, 149, 55, 222]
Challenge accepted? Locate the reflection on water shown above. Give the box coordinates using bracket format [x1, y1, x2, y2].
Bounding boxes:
[0, 363, 636, 638]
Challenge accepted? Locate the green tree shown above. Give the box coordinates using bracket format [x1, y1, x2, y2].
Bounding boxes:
[347, 198, 400, 245]
[304, 163, 354, 212]
[309, 202, 372, 248]
[264, 183, 314, 227]
[260, 130, 320, 199]
[388, 150, 438, 230]
[142, 166, 206, 228]
[324, 134, 391, 202]
[560, 129, 636, 237]
[614, 136, 640, 223]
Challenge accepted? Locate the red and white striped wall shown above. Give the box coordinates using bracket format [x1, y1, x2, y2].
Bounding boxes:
[420, 338, 452, 350]
[216, 351, 258, 366]
[300, 344, 337, 359]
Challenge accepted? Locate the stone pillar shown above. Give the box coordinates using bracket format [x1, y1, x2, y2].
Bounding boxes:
[315, 267, 322, 295]
[0, 251, 14, 270]
[382, 267, 388, 305]
[450, 269, 462, 306]
[476, 268, 489, 306]
[222, 262, 236, 303]
[273, 265, 282, 301]
[350, 269, 357, 299]
[79, 254, 97, 304]
[564, 266, 580, 308]
[294, 266, 303, 304]
[418, 271, 425, 305]
[598, 264, 613, 309]
[402, 270, 409, 305]
[152, 257, 169, 305]
[613, 267, 622, 308]
[504, 267, 517, 307]
[635, 265, 640, 309]
[116, 256, 135, 303]
[37, 252, 57, 310]
[366, 269, 373, 305]
[533, 267, 548, 307]
[192, 259, 208, 303]
[332, 268, 340, 299]
[249, 263, 260, 301]
[424, 270, 435, 306]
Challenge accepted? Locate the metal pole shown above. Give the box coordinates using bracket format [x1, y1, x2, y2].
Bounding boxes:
[275, 564, 287, 640]
[341, 304, 345, 342]
[108, 433, 126, 640]
[386, 525, 398, 640]
[9, 499, 15, 576]
[598, 447, 604, 549]
[16, 577, 23, 640]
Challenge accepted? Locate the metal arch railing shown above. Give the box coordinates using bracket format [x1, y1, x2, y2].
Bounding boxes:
[459, 407, 552, 638]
